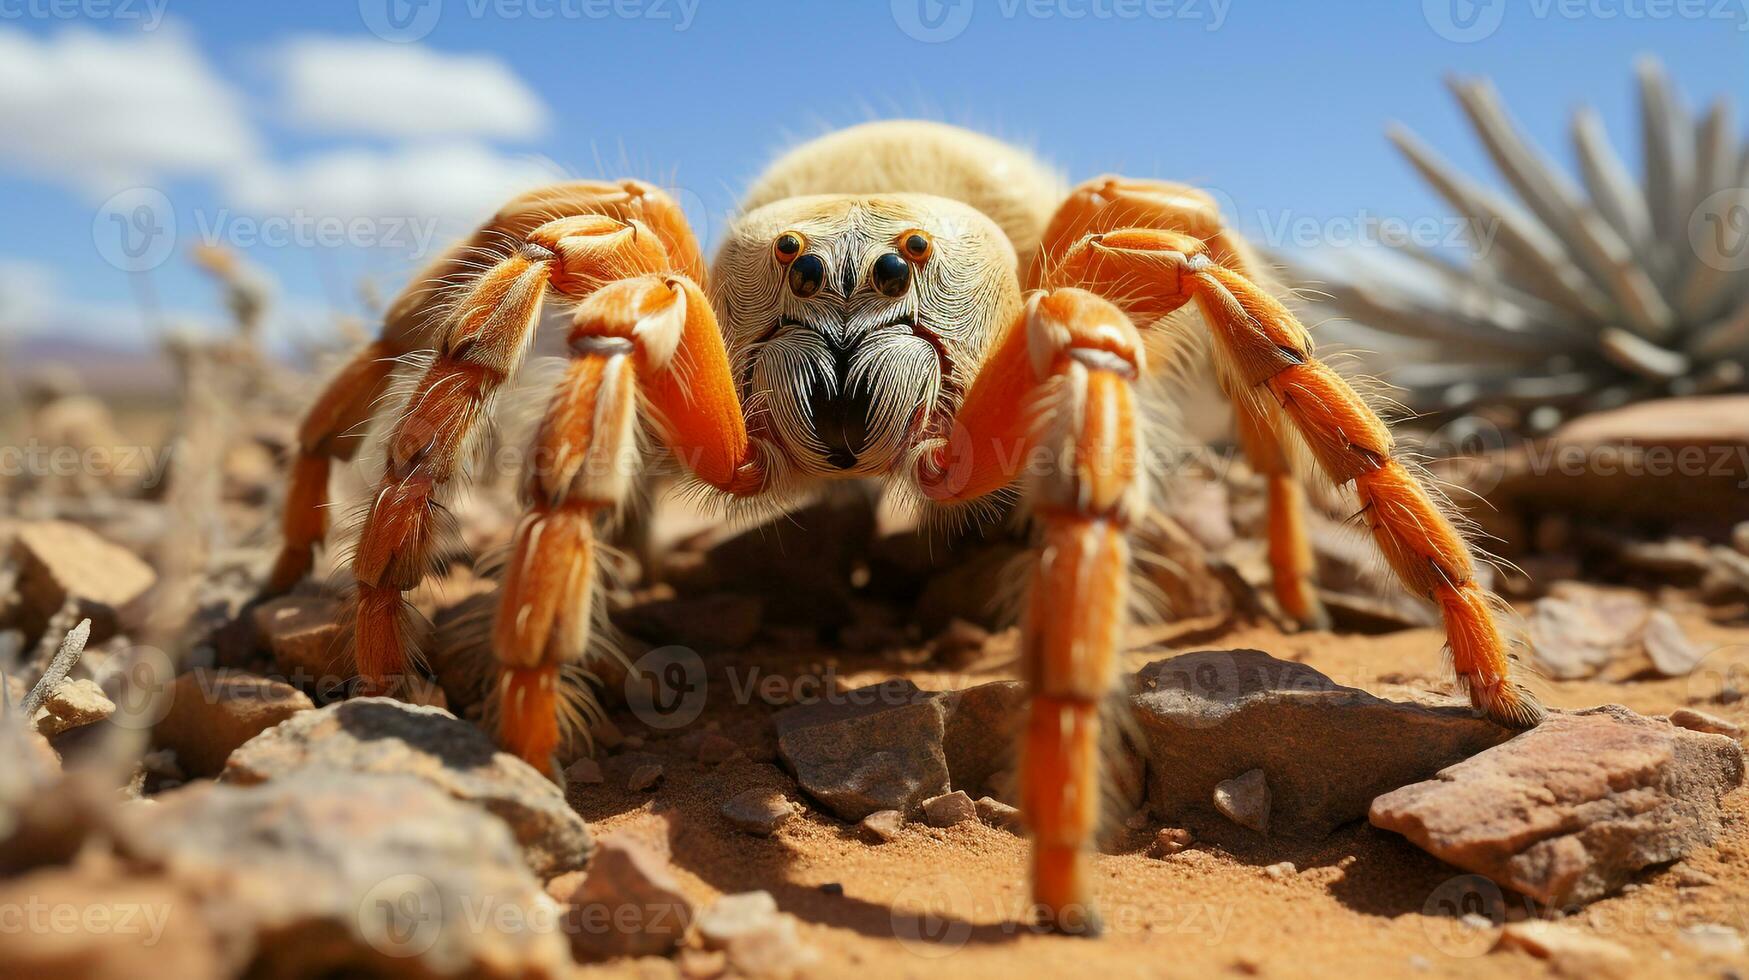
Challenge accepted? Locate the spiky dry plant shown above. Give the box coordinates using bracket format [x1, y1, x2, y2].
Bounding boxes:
[1304, 58, 1748, 435]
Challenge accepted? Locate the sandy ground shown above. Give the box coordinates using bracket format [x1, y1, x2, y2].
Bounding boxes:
[563, 613, 1749, 979]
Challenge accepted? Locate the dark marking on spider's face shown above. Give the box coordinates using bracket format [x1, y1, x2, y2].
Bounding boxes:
[714, 196, 1020, 482]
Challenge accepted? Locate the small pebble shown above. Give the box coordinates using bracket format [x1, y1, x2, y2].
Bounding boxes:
[1214, 769, 1271, 834]
[975, 796, 1023, 833]
[818, 882, 843, 896]
[698, 732, 742, 765]
[565, 757, 604, 785]
[1152, 827, 1194, 857]
[922, 790, 977, 827]
[1262, 861, 1295, 880]
[721, 788, 796, 837]
[627, 763, 664, 792]
[860, 809, 903, 842]
[1669, 708, 1743, 739]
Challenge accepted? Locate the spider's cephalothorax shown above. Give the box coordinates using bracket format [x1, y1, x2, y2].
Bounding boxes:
[264, 120, 1544, 934]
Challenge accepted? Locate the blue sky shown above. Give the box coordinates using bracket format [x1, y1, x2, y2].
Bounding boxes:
[0, 0, 1743, 351]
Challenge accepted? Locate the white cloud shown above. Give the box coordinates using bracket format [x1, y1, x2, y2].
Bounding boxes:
[223, 142, 565, 246]
[0, 26, 258, 194]
[274, 37, 549, 140]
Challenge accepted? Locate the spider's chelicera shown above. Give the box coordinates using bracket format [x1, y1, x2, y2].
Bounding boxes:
[263, 120, 1544, 934]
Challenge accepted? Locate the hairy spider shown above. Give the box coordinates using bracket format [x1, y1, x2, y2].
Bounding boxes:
[264, 120, 1543, 934]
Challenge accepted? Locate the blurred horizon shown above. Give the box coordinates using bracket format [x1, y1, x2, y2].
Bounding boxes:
[0, 0, 1743, 359]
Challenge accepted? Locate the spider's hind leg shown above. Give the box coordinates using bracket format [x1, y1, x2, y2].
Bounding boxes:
[1031, 176, 1327, 630]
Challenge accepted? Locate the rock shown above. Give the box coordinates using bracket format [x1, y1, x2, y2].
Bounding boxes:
[0, 861, 222, 978]
[1212, 769, 1271, 834]
[922, 790, 977, 827]
[613, 593, 764, 650]
[1642, 611, 1704, 677]
[974, 796, 1023, 833]
[627, 763, 664, 792]
[564, 757, 604, 785]
[544, 870, 585, 904]
[915, 544, 1026, 633]
[722, 788, 797, 837]
[859, 810, 903, 842]
[250, 595, 349, 683]
[11, 521, 154, 641]
[1371, 705, 1747, 906]
[1262, 861, 1295, 880]
[222, 698, 591, 876]
[126, 773, 570, 978]
[1496, 920, 1631, 972]
[152, 669, 313, 777]
[1668, 708, 1742, 739]
[1131, 651, 1513, 837]
[33, 678, 114, 736]
[773, 679, 1023, 821]
[1680, 923, 1745, 958]
[698, 732, 742, 765]
[926, 619, 991, 668]
[565, 835, 692, 961]
[1152, 827, 1194, 857]
[1488, 396, 1749, 534]
[1526, 592, 1646, 680]
[694, 891, 817, 979]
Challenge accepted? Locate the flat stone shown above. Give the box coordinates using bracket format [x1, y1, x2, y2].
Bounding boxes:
[1212, 768, 1271, 834]
[564, 757, 604, 785]
[1642, 610, 1704, 677]
[33, 677, 114, 737]
[627, 763, 664, 792]
[974, 796, 1022, 833]
[722, 788, 797, 837]
[1496, 920, 1631, 972]
[125, 773, 570, 977]
[12, 521, 154, 641]
[565, 835, 692, 961]
[694, 891, 817, 978]
[250, 595, 350, 683]
[1371, 705, 1746, 906]
[1131, 651, 1514, 838]
[922, 790, 977, 828]
[772, 679, 1022, 821]
[1526, 592, 1645, 680]
[1668, 708, 1742, 739]
[152, 669, 313, 777]
[222, 698, 591, 877]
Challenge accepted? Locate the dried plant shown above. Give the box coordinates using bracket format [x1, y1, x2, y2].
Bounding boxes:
[1303, 58, 1748, 435]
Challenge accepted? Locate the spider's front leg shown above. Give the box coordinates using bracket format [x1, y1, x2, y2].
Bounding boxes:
[495, 275, 765, 774]
[915, 288, 1146, 935]
[1042, 202, 1545, 729]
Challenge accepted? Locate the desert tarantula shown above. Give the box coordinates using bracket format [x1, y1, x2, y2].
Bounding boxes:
[265, 121, 1542, 933]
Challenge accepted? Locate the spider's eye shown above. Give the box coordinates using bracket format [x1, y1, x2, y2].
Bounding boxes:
[773, 232, 805, 264]
[870, 252, 911, 297]
[788, 253, 825, 298]
[898, 230, 933, 263]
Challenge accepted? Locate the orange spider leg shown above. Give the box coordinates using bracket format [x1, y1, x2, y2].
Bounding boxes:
[1032, 176, 1326, 628]
[918, 288, 1143, 934]
[349, 212, 672, 691]
[1047, 224, 1544, 728]
[266, 179, 700, 594]
[494, 274, 764, 775]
